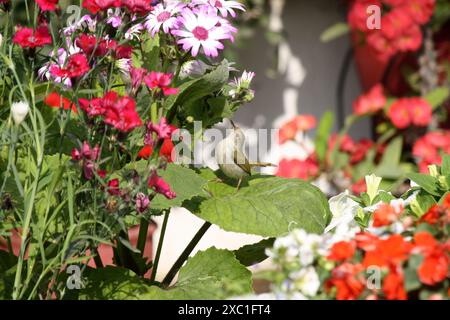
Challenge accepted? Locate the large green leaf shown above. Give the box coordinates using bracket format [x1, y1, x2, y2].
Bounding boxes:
[234, 238, 274, 267]
[374, 137, 404, 179]
[424, 87, 449, 110]
[195, 176, 331, 237]
[407, 172, 441, 196]
[151, 164, 209, 211]
[79, 248, 252, 300]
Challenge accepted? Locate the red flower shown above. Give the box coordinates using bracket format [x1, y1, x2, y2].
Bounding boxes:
[326, 263, 365, 300]
[419, 205, 445, 225]
[148, 171, 176, 199]
[107, 179, 121, 196]
[413, 232, 449, 286]
[373, 203, 402, 227]
[294, 115, 316, 131]
[350, 139, 373, 164]
[138, 138, 175, 162]
[347, 0, 381, 32]
[103, 95, 143, 132]
[76, 34, 117, 57]
[362, 234, 411, 268]
[409, 98, 432, 127]
[388, 99, 411, 129]
[82, 0, 120, 14]
[276, 157, 319, 180]
[44, 92, 78, 113]
[351, 178, 367, 195]
[383, 269, 407, 300]
[144, 72, 179, 96]
[401, 0, 435, 25]
[278, 120, 297, 144]
[353, 84, 386, 115]
[328, 241, 356, 262]
[121, 0, 153, 14]
[328, 134, 355, 154]
[13, 26, 52, 48]
[36, 0, 58, 11]
[65, 53, 90, 78]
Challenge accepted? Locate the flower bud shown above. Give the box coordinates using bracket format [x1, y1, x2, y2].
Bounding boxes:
[11, 101, 29, 125]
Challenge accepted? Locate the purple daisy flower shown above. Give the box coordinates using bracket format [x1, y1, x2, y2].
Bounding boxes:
[172, 7, 235, 57]
[144, 2, 185, 37]
[192, 0, 245, 18]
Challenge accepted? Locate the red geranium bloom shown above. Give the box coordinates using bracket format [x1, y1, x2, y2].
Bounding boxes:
[36, 0, 58, 11]
[44, 92, 78, 113]
[294, 115, 317, 131]
[144, 72, 179, 96]
[395, 24, 423, 52]
[383, 269, 408, 300]
[278, 120, 297, 144]
[13, 26, 52, 48]
[82, 0, 120, 14]
[362, 234, 411, 268]
[388, 99, 411, 129]
[413, 232, 449, 286]
[65, 53, 90, 78]
[347, 0, 381, 32]
[373, 203, 402, 227]
[409, 98, 432, 127]
[276, 157, 319, 180]
[401, 0, 435, 25]
[353, 84, 386, 115]
[326, 263, 365, 300]
[328, 241, 356, 262]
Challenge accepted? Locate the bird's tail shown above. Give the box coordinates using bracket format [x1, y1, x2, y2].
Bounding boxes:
[250, 162, 277, 168]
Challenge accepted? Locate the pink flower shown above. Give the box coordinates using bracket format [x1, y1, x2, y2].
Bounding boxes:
[353, 84, 386, 115]
[103, 95, 143, 132]
[144, 2, 184, 37]
[145, 117, 177, 145]
[130, 67, 147, 93]
[347, 0, 381, 32]
[50, 53, 90, 79]
[388, 99, 411, 129]
[172, 7, 235, 57]
[135, 192, 150, 213]
[409, 97, 432, 127]
[276, 157, 319, 180]
[193, 0, 245, 18]
[72, 141, 100, 180]
[148, 171, 176, 199]
[144, 72, 179, 96]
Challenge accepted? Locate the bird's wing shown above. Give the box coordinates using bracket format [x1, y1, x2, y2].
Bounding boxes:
[233, 149, 252, 176]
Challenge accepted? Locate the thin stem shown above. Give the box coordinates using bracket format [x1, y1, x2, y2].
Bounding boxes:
[136, 218, 149, 254]
[161, 221, 211, 288]
[150, 211, 169, 282]
[93, 247, 104, 268]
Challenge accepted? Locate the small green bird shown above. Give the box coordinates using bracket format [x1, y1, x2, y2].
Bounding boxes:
[215, 120, 274, 190]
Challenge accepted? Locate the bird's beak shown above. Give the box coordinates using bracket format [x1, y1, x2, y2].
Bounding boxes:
[229, 119, 237, 129]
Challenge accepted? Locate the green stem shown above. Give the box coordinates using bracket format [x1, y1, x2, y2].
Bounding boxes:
[161, 221, 211, 288]
[136, 218, 149, 254]
[150, 211, 169, 283]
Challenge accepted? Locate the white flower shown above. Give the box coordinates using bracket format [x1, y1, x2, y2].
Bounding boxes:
[125, 23, 144, 40]
[11, 101, 29, 125]
[325, 190, 360, 233]
[365, 174, 382, 203]
[291, 267, 320, 297]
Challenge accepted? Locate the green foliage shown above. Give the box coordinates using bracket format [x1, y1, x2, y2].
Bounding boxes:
[194, 175, 331, 237]
[320, 23, 350, 43]
[315, 111, 334, 164]
[234, 238, 274, 267]
[79, 248, 253, 300]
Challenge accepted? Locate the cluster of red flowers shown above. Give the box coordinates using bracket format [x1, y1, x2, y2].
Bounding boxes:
[388, 97, 433, 129]
[50, 53, 91, 80]
[83, 0, 153, 15]
[413, 130, 450, 173]
[76, 34, 132, 60]
[36, 0, 59, 11]
[276, 156, 320, 181]
[348, 0, 435, 59]
[325, 196, 450, 300]
[13, 26, 52, 48]
[278, 114, 316, 144]
[353, 84, 386, 115]
[44, 92, 78, 113]
[80, 91, 143, 132]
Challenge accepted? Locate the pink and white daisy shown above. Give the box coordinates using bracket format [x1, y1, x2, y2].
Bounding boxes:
[144, 2, 184, 37]
[172, 7, 235, 57]
[192, 0, 245, 18]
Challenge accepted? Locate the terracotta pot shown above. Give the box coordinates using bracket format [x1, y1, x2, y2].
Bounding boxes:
[0, 222, 157, 278]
